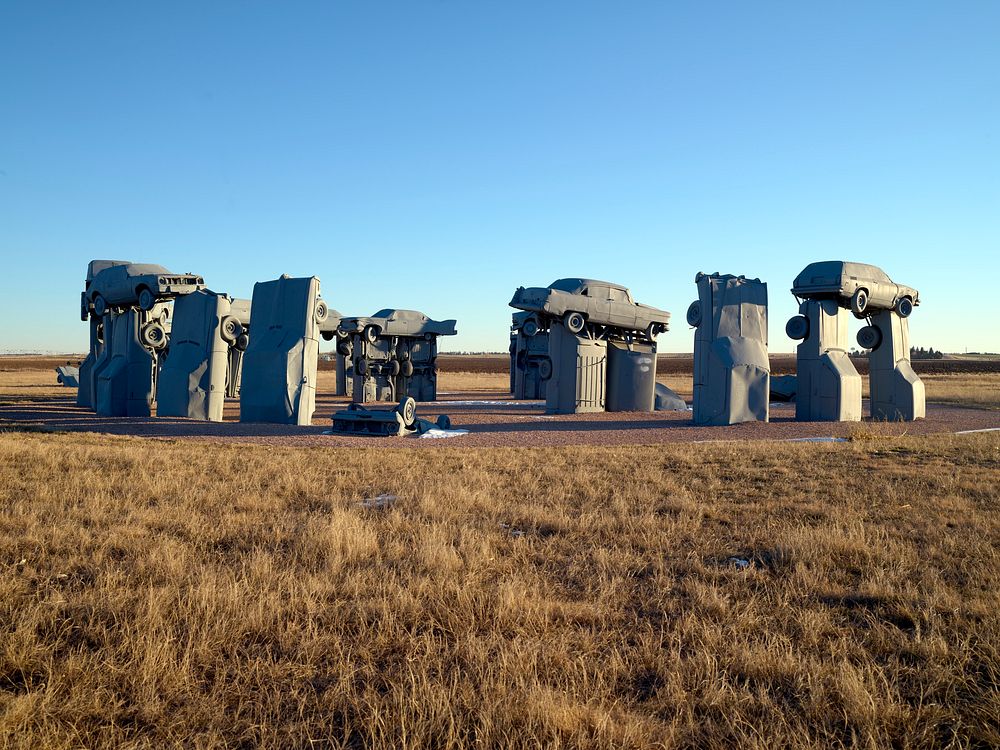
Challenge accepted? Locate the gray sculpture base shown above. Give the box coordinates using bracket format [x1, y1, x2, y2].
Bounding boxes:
[513, 331, 550, 400]
[95, 308, 161, 417]
[240, 276, 321, 425]
[606, 341, 656, 412]
[351, 335, 442, 404]
[335, 352, 348, 396]
[867, 310, 925, 421]
[77, 317, 103, 408]
[792, 300, 862, 422]
[545, 323, 606, 414]
[691, 273, 770, 426]
[158, 291, 250, 422]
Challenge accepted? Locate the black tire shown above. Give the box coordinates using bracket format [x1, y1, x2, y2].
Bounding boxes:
[336, 340, 352, 357]
[522, 319, 539, 337]
[364, 325, 380, 344]
[857, 325, 882, 350]
[538, 358, 553, 380]
[236, 333, 249, 351]
[785, 315, 809, 341]
[315, 300, 329, 323]
[389, 360, 401, 377]
[355, 358, 368, 376]
[141, 322, 166, 349]
[850, 288, 869, 317]
[644, 322, 660, 341]
[686, 301, 702, 328]
[220, 316, 241, 343]
[137, 287, 156, 312]
[896, 297, 914, 318]
[397, 397, 417, 427]
[321, 330, 335, 341]
[92, 294, 107, 318]
[563, 311, 585, 334]
[436, 414, 452, 430]
[402, 360, 414, 377]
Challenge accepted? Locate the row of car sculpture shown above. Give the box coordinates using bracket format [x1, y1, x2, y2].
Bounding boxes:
[76, 260, 456, 425]
[74, 258, 924, 429]
[509, 261, 924, 423]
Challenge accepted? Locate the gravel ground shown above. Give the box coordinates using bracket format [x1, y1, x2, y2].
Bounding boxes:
[2, 391, 998, 449]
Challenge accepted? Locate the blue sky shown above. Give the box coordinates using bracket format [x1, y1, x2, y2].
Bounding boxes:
[1, 2, 998, 353]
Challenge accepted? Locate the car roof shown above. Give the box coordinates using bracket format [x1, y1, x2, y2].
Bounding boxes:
[795, 261, 892, 285]
[547, 278, 627, 294]
[86, 259, 131, 280]
[371, 309, 428, 320]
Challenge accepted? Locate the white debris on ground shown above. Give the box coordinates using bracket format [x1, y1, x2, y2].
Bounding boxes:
[727, 557, 751, 570]
[954, 427, 1000, 434]
[499, 522, 525, 538]
[417, 428, 470, 439]
[356, 493, 397, 509]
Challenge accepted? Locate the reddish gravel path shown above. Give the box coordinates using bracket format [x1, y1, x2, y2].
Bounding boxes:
[2, 391, 997, 449]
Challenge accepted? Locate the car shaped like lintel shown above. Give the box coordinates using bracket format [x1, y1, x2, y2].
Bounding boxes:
[338, 309, 458, 344]
[791, 261, 919, 318]
[509, 278, 670, 338]
[82, 260, 205, 319]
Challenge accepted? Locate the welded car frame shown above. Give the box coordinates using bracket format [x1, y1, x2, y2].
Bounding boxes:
[791, 261, 919, 318]
[509, 278, 670, 338]
[82, 260, 205, 319]
[338, 309, 458, 344]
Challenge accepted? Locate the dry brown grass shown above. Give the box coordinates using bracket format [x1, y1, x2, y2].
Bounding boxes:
[1, 430, 998, 748]
[917, 374, 1000, 410]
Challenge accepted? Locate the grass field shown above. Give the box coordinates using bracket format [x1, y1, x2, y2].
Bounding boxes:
[1, 431, 998, 748]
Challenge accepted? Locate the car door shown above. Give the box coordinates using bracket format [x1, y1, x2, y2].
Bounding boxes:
[581, 284, 611, 326]
[606, 287, 638, 329]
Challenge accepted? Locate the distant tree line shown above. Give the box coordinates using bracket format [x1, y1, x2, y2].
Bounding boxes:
[910, 346, 944, 360]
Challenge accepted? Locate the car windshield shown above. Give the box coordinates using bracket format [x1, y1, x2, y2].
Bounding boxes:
[548, 279, 585, 294]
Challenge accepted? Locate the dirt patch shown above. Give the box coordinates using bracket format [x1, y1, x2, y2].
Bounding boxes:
[2, 390, 997, 450]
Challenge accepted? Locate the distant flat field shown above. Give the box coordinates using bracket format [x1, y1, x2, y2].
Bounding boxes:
[7, 353, 1000, 376]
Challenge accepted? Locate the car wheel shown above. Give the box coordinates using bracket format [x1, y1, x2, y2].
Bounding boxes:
[644, 322, 660, 341]
[220, 316, 242, 343]
[686, 301, 702, 328]
[321, 330, 335, 341]
[538, 358, 553, 380]
[364, 325, 380, 344]
[563, 311, 586, 334]
[336, 340, 352, 357]
[137, 287, 156, 312]
[857, 325, 882, 350]
[389, 360, 401, 377]
[896, 297, 914, 318]
[140, 321, 167, 350]
[356, 358, 368, 376]
[850, 288, 869, 317]
[236, 333, 249, 351]
[314, 300, 328, 324]
[436, 414, 452, 430]
[785, 315, 809, 341]
[522, 319, 539, 337]
[402, 360, 414, 377]
[397, 397, 417, 427]
[92, 294, 107, 318]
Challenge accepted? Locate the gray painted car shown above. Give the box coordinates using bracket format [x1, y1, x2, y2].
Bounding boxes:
[339, 309, 458, 344]
[82, 260, 204, 318]
[509, 278, 670, 338]
[791, 261, 919, 318]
